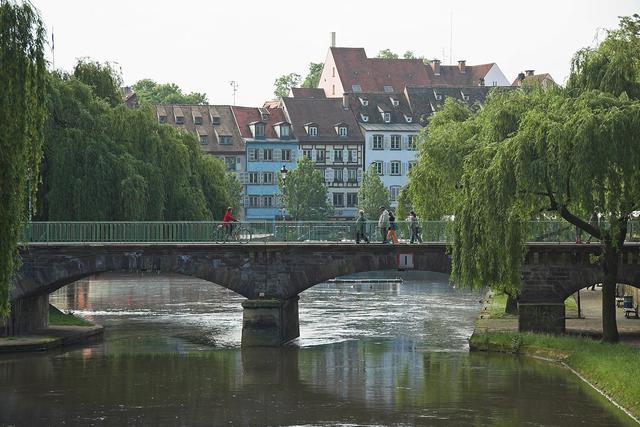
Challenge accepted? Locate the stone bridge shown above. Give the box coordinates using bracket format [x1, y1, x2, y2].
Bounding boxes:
[3, 243, 640, 345]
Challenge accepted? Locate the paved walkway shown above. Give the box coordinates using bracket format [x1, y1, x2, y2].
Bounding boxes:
[476, 287, 640, 345]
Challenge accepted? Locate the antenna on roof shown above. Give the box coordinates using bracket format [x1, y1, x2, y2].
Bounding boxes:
[229, 81, 238, 106]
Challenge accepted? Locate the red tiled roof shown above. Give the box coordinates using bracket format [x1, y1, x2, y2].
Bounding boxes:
[232, 106, 290, 139]
[330, 47, 496, 91]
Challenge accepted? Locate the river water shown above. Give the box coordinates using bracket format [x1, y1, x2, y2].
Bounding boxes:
[0, 272, 635, 426]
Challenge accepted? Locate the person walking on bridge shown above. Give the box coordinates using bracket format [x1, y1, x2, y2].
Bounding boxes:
[378, 206, 390, 244]
[387, 212, 399, 244]
[409, 211, 423, 244]
[355, 210, 369, 244]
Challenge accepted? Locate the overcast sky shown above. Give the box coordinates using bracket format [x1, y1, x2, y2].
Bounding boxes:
[34, 0, 639, 106]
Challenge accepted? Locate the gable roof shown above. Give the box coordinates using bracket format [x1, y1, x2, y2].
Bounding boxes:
[281, 97, 363, 143]
[232, 106, 293, 140]
[328, 47, 502, 93]
[155, 104, 244, 155]
[404, 86, 496, 125]
[290, 87, 327, 99]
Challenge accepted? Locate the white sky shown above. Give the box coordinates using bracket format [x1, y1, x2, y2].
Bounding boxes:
[34, 0, 640, 106]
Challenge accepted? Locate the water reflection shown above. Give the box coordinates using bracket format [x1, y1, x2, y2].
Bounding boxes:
[0, 272, 634, 426]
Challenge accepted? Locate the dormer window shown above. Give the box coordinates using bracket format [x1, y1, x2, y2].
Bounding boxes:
[390, 97, 399, 107]
[359, 97, 368, 106]
[383, 112, 391, 123]
[339, 126, 348, 137]
[273, 122, 291, 139]
[158, 115, 167, 124]
[199, 135, 208, 145]
[361, 114, 369, 122]
[384, 85, 394, 93]
[219, 136, 233, 145]
[461, 91, 470, 101]
[255, 123, 265, 138]
[194, 116, 203, 125]
[352, 84, 362, 92]
[210, 115, 221, 125]
[173, 106, 184, 124]
[404, 114, 413, 123]
[305, 122, 318, 136]
[434, 90, 442, 101]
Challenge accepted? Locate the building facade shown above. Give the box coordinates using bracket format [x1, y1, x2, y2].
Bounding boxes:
[281, 93, 364, 219]
[347, 92, 422, 207]
[233, 106, 298, 220]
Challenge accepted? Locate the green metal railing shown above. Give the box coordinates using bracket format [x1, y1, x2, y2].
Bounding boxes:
[22, 220, 640, 244]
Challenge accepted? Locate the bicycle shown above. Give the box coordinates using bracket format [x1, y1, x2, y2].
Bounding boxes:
[213, 222, 252, 244]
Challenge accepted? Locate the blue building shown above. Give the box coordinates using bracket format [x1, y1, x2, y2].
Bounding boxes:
[233, 106, 298, 220]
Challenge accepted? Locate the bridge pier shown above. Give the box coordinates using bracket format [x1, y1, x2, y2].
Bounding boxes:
[241, 296, 300, 346]
[518, 303, 565, 334]
[0, 295, 49, 336]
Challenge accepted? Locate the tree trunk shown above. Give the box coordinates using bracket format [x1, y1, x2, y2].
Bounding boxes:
[601, 242, 620, 343]
[505, 292, 519, 315]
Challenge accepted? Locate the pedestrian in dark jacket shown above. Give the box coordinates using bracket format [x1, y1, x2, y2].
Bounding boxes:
[355, 210, 369, 243]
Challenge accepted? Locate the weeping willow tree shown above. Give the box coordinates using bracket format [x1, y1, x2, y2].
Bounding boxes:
[39, 65, 238, 221]
[409, 15, 640, 342]
[0, 2, 47, 317]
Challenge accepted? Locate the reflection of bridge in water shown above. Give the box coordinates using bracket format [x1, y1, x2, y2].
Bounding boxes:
[4, 221, 640, 345]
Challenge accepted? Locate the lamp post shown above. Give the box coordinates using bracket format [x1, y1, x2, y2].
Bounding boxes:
[280, 165, 288, 241]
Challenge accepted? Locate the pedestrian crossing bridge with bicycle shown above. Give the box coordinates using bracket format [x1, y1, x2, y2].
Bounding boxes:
[5, 221, 640, 345]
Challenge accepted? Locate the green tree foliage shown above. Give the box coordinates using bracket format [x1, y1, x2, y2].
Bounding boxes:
[395, 187, 413, 220]
[302, 62, 323, 89]
[280, 157, 332, 220]
[274, 73, 301, 98]
[132, 79, 208, 105]
[0, 1, 47, 317]
[377, 49, 399, 59]
[408, 98, 477, 220]
[409, 15, 640, 342]
[39, 68, 236, 222]
[403, 51, 416, 59]
[358, 165, 390, 218]
[73, 59, 122, 106]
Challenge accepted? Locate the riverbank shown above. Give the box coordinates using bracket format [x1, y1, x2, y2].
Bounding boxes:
[470, 290, 640, 422]
[0, 305, 102, 353]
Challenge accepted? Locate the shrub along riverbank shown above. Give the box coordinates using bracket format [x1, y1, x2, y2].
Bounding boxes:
[471, 293, 640, 421]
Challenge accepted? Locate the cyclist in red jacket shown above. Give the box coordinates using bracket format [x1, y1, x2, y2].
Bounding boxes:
[222, 207, 237, 237]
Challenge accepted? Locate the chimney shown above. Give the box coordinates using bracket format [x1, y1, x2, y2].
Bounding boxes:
[517, 72, 526, 86]
[457, 60, 466, 73]
[432, 59, 441, 76]
[331, 32, 336, 48]
[342, 94, 349, 110]
[525, 69, 535, 77]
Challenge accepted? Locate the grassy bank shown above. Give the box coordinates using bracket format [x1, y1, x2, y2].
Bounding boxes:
[473, 292, 640, 420]
[470, 331, 640, 420]
[49, 305, 93, 327]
